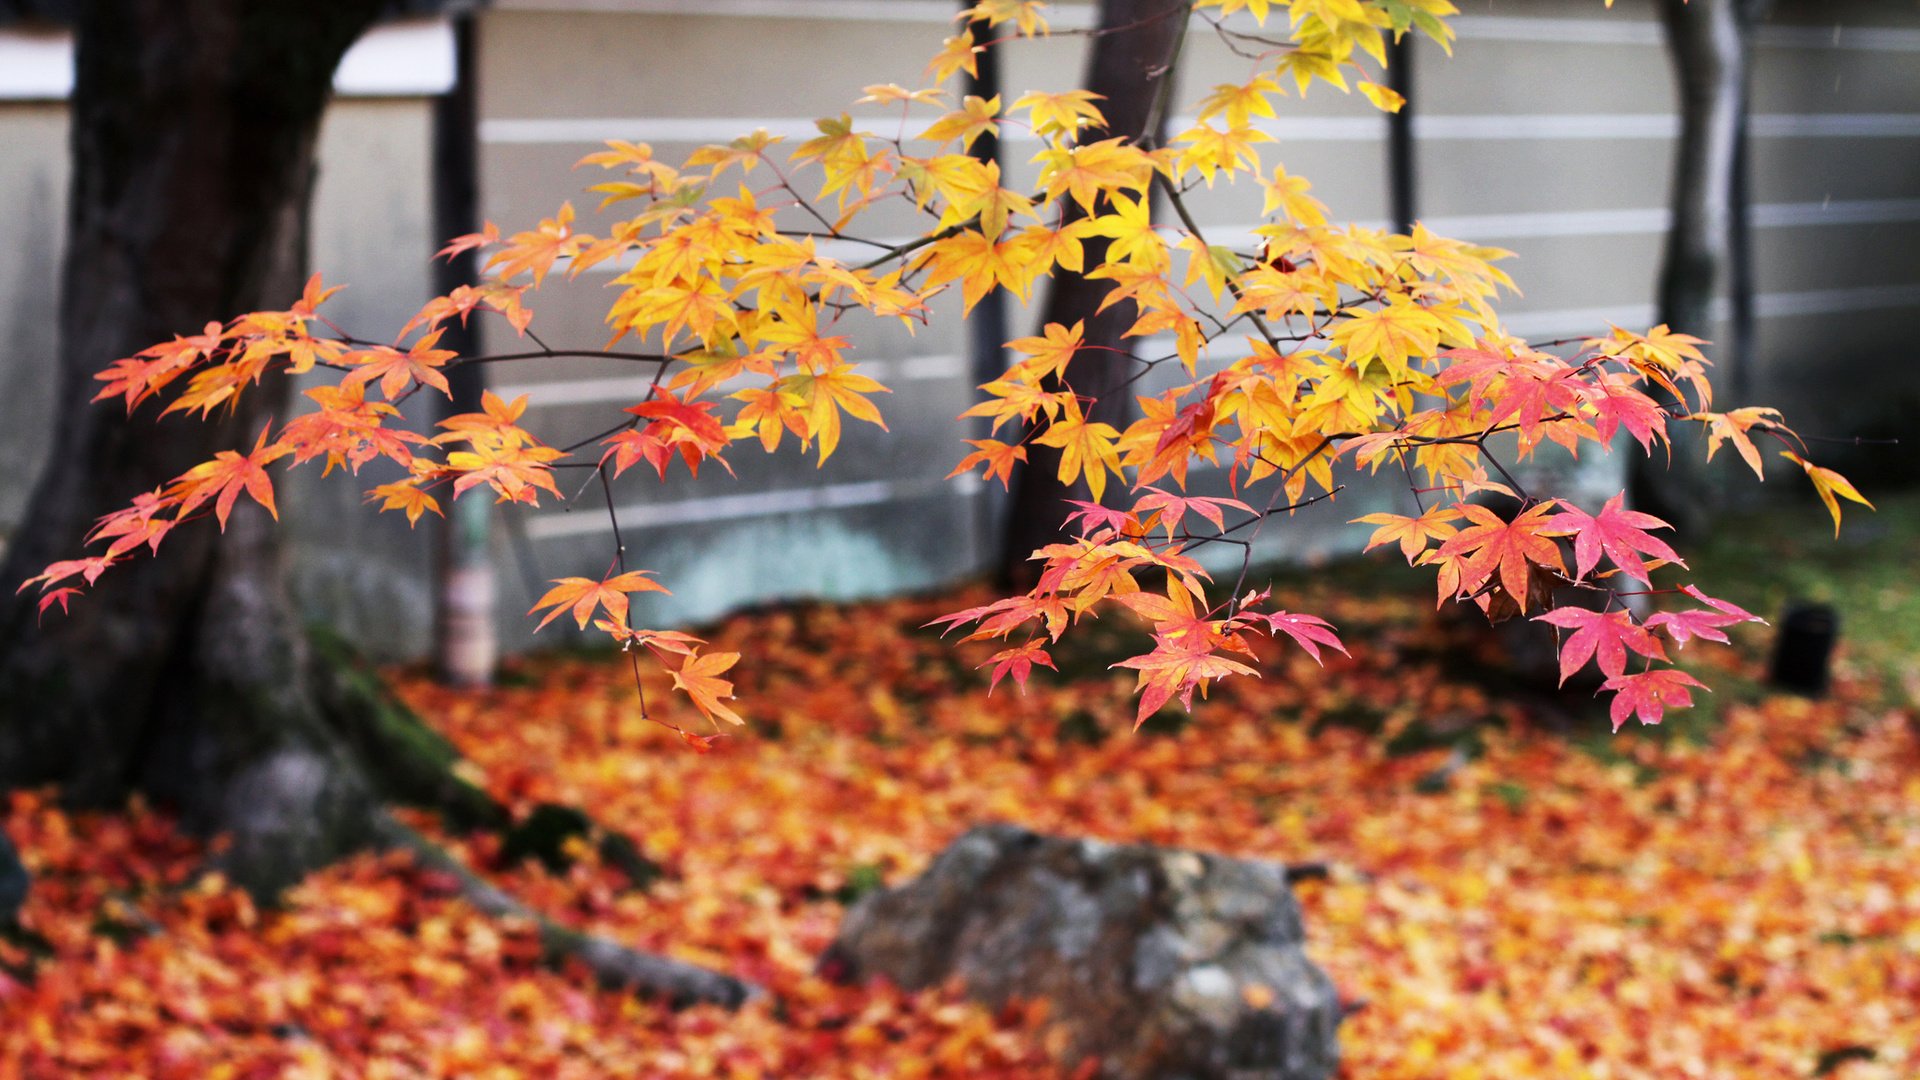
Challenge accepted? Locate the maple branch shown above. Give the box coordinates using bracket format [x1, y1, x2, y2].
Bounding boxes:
[1398, 449, 1428, 514]
[774, 172, 845, 238]
[776, 229, 900, 251]
[853, 219, 973, 272]
[558, 417, 643, 456]
[1221, 436, 1338, 611]
[447, 349, 671, 370]
[1794, 433, 1900, 446]
[1474, 440, 1534, 504]
[596, 467, 655, 724]
[1154, 173, 1284, 353]
[1057, 2, 1196, 44]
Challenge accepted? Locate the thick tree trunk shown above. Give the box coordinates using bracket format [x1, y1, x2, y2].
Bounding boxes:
[999, 0, 1185, 585]
[0, 0, 387, 895]
[1637, 0, 1757, 535]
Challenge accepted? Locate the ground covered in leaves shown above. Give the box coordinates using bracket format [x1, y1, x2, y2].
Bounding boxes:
[3, 497, 1917, 1079]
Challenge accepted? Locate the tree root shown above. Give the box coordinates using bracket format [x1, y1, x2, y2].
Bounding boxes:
[313, 630, 661, 889]
[373, 816, 762, 1009]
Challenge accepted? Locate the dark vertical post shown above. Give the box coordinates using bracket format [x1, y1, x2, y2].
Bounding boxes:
[964, 8, 1008, 404]
[431, 13, 495, 687]
[1769, 602, 1838, 696]
[962, 4, 1012, 561]
[1385, 32, 1416, 234]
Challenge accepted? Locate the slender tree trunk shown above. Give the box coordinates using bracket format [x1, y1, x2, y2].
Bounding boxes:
[999, 0, 1185, 585]
[1638, 0, 1758, 534]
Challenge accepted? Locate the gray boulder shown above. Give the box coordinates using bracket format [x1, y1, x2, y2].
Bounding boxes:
[822, 823, 1342, 1080]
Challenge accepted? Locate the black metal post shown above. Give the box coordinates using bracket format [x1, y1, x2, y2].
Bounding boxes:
[1386, 32, 1416, 234]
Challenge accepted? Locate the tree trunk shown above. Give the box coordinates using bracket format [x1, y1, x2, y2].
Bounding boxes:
[0, 1, 759, 1007]
[999, 0, 1185, 585]
[0, 0, 388, 896]
[1637, 0, 1754, 535]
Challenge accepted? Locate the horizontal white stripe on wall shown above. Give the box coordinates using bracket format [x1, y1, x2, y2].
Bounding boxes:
[493, 352, 966, 407]
[498, 0, 971, 23]
[478, 114, 1377, 146]
[0, 19, 455, 101]
[480, 112, 1920, 146]
[524, 471, 982, 539]
[1414, 197, 1920, 243]
[493, 1, 1920, 54]
[1450, 15, 1920, 52]
[0, 31, 67, 100]
[1416, 113, 1920, 140]
[1501, 282, 1920, 338]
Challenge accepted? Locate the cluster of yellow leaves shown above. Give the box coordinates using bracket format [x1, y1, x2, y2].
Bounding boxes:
[6, 579, 1917, 1077]
[31, 0, 1871, 733]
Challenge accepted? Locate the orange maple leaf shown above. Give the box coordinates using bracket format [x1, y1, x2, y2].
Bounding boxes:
[947, 438, 1028, 488]
[1352, 506, 1462, 564]
[529, 571, 669, 632]
[1432, 501, 1565, 612]
[343, 331, 457, 400]
[166, 426, 292, 530]
[672, 650, 745, 727]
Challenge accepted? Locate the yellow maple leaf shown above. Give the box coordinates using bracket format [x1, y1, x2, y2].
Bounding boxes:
[1781, 451, 1873, 536]
[1035, 399, 1122, 503]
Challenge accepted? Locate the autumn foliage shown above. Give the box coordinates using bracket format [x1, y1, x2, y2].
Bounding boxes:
[23, 0, 1872, 737]
[4, 577, 1916, 1077]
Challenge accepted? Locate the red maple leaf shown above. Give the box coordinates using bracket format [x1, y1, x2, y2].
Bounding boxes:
[1644, 585, 1764, 647]
[1061, 500, 1139, 537]
[926, 592, 1071, 642]
[622, 392, 731, 479]
[1131, 488, 1253, 540]
[981, 639, 1056, 694]
[1242, 609, 1348, 664]
[1534, 607, 1667, 685]
[1601, 668, 1708, 731]
[1546, 493, 1684, 583]
[1583, 371, 1668, 453]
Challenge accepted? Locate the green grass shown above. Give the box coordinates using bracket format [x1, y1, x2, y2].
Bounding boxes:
[1683, 487, 1920, 706]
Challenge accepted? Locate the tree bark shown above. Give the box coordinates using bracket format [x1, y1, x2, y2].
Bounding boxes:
[0, 0, 388, 894]
[999, 0, 1186, 586]
[1638, 0, 1759, 534]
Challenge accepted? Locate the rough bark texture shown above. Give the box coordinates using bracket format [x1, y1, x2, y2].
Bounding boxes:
[825, 824, 1343, 1080]
[1637, 0, 1761, 534]
[0, 0, 388, 897]
[1000, 0, 1185, 585]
